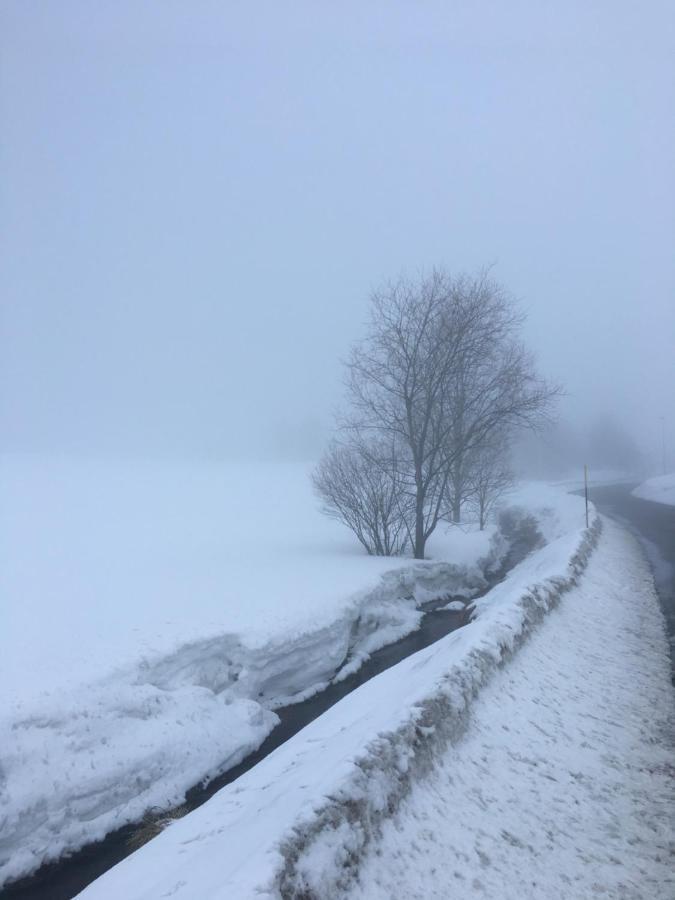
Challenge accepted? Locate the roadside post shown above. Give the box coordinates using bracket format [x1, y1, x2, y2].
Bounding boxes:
[584, 464, 589, 528]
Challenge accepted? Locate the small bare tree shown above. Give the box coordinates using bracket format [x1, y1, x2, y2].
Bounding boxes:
[344, 270, 472, 558]
[312, 440, 410, 556]
[468, 438, 514, 530]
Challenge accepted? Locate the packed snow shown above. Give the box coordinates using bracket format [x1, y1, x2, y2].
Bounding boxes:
[632, 472, 675, 507]
[0, 457, 564, 886]
[348, 519, 674, 900]
[72, 486, 624, 900]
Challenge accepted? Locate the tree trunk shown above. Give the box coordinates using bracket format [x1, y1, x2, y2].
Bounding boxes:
[414, 473, 425, 559]
[452, 496, 462, 524]
[414, 505, 425, 558]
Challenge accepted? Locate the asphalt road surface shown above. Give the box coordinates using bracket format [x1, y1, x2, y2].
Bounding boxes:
[588, 482, 674, 683]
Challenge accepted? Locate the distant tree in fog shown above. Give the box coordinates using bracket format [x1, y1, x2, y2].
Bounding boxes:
[510, 421, 582, 480]
[467, 437, 514, 530]
[316, 268, 560, 557]
[512, 416, 643, 481]
[587, 417, 642, 474]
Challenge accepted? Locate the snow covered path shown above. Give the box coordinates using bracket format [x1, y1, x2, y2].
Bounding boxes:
[348, 518, 674, 900]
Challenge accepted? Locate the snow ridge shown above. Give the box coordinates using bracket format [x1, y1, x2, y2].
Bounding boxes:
[274, 518, 602, 898]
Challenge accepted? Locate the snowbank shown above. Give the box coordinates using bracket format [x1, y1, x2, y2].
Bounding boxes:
[348, 518, 674, 900]
[75, 488, 597, 900]
[632, 472, 675, 507]
[0, 457, 525, 886]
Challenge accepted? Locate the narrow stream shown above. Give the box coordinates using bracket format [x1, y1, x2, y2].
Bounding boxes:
[2, 525, 538, 900]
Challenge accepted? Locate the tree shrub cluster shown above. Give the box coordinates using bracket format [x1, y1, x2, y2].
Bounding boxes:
[314, 268, 559, 557]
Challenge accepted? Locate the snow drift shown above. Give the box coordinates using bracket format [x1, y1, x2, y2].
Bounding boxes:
[632, 472, 675, 507]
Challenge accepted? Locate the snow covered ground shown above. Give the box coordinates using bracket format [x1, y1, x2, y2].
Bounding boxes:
[1, 456, 487, 704]
[71, 484, 641, 900]
[632, 473, 675, 507]
[0, 457, 574, 886]
[348, 519, 674, 900]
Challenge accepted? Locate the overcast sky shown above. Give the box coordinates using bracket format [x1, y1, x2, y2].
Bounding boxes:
[1, 2, 673, 465]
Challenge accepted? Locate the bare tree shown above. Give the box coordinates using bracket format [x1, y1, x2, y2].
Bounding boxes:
[468, 438, 514, 530]
[442, 272, 559, 523]
[312, 439, 410, 556]
[340, 269, 559, 557]
[344, 270, 469, 558]
[445, 456, 474, 525]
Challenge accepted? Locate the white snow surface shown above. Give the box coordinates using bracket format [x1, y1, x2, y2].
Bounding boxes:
[0, 458, 571, 886]
[1, 457, 482, 703]
[632, 472, 675, 507]
[71, 489, 637, 900]
[347, 519, 675, 900]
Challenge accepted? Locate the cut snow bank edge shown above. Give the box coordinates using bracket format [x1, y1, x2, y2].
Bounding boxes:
[0, 539, 499, 888]
[275, 517, 602, 899]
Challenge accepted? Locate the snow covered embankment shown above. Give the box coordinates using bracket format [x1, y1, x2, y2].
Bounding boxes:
[348, 517, 674, 900]
[77, 496, 599, 900]
[632, 473, 675, 507]
[0, 527, 498, 889]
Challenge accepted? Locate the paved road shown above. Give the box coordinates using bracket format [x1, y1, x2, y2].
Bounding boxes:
[588, 483, 675, 683]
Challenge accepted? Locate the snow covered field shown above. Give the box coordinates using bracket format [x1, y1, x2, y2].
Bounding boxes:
[72, 482, 624, 899]
[632, 473, 675, 507]
[77, 515, 674, 900]
[0, 457, 573, 886]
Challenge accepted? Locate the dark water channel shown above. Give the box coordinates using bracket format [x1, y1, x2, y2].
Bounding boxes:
[2, 522, 538, 900]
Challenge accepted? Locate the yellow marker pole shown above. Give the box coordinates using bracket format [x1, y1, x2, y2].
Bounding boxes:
[584, 464, 589, 528]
